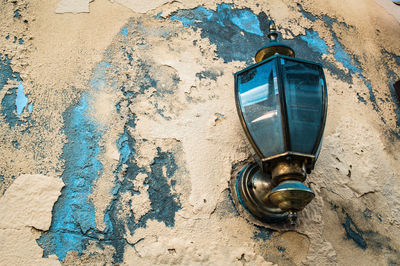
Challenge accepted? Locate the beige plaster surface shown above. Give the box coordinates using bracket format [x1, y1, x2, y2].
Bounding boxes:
[56, 0, 91, 14]
[113, 0, 174, 14]
[0, 174, 64, 265]
[0, 0, 400, 265]
[375, 0, 400, 23]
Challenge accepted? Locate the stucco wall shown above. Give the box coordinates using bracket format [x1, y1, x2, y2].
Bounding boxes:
[0, 0, 400, 265]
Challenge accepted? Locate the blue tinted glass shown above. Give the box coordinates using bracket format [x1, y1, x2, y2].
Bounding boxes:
[238, 60, 285, 158]
[281, 59, 325, 154]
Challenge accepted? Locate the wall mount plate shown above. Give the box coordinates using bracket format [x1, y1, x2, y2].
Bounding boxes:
[229, 160, 312, 231]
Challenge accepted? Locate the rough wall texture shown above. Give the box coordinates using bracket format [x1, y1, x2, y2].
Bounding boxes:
[0, 0, 399, 265]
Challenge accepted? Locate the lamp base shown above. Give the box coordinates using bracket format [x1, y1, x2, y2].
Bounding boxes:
[230, 161, 315, 228]
[230, 162, 293, 230]
[235, 162, 289, 223]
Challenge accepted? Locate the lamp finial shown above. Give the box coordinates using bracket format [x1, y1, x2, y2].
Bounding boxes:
[268, 20, 278, 41]
[254, 20, 295, 62]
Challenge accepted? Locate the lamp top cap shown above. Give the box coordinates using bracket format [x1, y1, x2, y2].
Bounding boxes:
[255, 20, 295, 63]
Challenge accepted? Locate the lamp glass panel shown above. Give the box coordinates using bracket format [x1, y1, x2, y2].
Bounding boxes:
[237, 60, 285, 158]
[280, 58, 325, 154]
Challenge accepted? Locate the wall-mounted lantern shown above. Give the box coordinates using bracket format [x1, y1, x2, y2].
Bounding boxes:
[233, 21, 327, 225]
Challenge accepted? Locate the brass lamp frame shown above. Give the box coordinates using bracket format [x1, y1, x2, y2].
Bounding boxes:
[234, 54, 327, 174]
[233, 21, 327, 225]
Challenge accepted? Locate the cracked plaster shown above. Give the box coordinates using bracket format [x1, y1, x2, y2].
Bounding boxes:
[0, 0, 400, 265]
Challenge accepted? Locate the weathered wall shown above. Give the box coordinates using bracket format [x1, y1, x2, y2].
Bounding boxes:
[0, 0, 399, 265]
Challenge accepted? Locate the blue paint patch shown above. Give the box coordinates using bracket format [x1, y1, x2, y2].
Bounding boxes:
[299, 10, 383, 110]
[357, 93, 367, 104]
[300, 30, 329, 55]
[362, 208, 372, 220]
[297, 3, 317, 22]
[329, 201, 339, 210]
[116, 129, 134, 165]
[215, 3, 232, 26]
[213, 189, 239, 217]
[361, 79, 378, 110]
[335, 204, 396, 254]
[253, 226, 274, 241]
[315, 14, 378, 105]
[155, 103, 172, 120]
[2, 88, 19, 127]
[0, 176, 5, 195]
[14, 9, 20, 18]
[115, 102, 120, 113]
[28, 104, 33, 113]
[122, 47, 133, 62]
[38, 46, 183, 262]
[37, 92, 104, 261]
[143, 148, 181, 227]
[196, 7, 214, 21]
[155, 12, 163, 19]
[169, 4, 266, 62]
[16, 82, 27, 117]
[112, 141, 179, 239]
[215, 112, 225, 118]
[336, 208, 399, 263]
[37, 61, 114, 261]
[107, 126, 138, 263]
[0, 54, 20, 91]
[170, 4, 263, 36]
[376, 214, 382, 223]
[103, 51, 183, 262]
[90, 61, 110, 89]
[332, 38, 361, 75]
[230, 9, 263, 36]
[277, 246, 286, 253]
[12, 140, 19, 149]
[121, 27, 127, 37]
[18, 38, 23, 45]
[294, 4, 357, 84]
[105, 121, 182, 262]
[0, 54, 27, 127]
[385, 68, 400, 129]
[328, 29, 379, 109]
[170, 15, 195, 27]
[196, 70, 222, 81]
[5, 35, 9, 40]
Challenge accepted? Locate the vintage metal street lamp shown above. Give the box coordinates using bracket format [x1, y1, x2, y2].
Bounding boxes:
[233, 21, 327, 225]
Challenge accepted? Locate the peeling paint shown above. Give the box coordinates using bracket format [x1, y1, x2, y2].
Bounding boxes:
[300, 30, 329, 55]
[114, 0, 173, 14]
[2, 0, 400, 265]
[13, 9, 21, 18]
[121, 26, 128, 37]
[169, 4, 267, 63]
[229, 8, 263, 36]
[37, 92, 105, 261]
[332, 36, 361, 75]
[0, 54, 25, 127]
[55, 0, 91, 14]
[37, 61, 110, 261]
[343, 214, 367, 250]
[253, 226, 274, 241]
